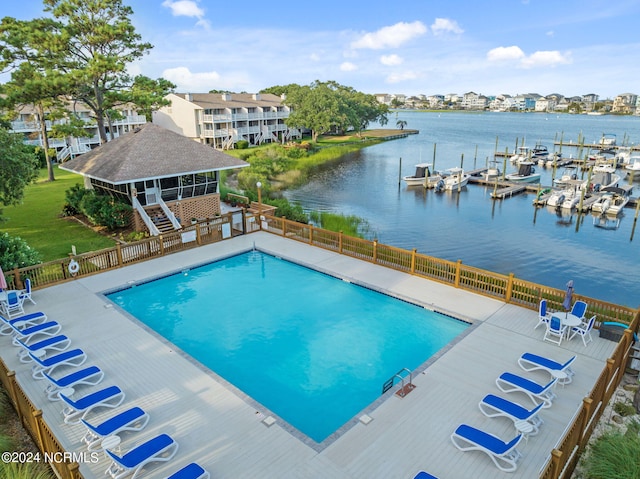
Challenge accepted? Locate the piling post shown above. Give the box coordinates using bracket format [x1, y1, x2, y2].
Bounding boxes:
[502, 148, 508, 180]
[398, 157, 402, 187]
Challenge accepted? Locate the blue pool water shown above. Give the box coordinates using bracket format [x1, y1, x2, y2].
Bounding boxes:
[106, 251, 468, 443]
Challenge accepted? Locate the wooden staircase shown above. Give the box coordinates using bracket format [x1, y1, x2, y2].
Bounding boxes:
[145, 206, 176, 233]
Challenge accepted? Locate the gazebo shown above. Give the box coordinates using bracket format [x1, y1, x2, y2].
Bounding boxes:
[59, 123, 249, 235]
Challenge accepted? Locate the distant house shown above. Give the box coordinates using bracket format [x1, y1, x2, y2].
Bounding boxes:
[153, 92, 301, 150]
[612, 93, 638, 114]
[59, 123, 249, 235]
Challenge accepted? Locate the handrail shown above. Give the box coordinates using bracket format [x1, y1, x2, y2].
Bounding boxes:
[157, 197, 181, 230]
[132, 196, 161, 236]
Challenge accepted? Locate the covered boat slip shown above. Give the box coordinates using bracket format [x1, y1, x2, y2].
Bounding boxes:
[1, 233, 618, 478]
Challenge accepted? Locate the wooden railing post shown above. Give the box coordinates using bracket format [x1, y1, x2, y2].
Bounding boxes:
[32, 409, 45, 451]
[373, 240, 378, 263]
[339, 231, 343, 254]
[158, 235, 165, 256]
[411, 248, 416, 273]
[282, 217, 287, 237]
[579, 397, 593, 446]
[12, 267, 23, 289]
[196, 225, 202, 245]
[309, 224, 314, 244]
[505, 273, 514, 302]
[550, 449, 563, 479]
[454, 259, 462, 287]
[116, 243, 123, 266]
[6, 371, 17, 410]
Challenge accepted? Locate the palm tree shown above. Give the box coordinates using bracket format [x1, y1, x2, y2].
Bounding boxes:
[396, 119, 408, 130]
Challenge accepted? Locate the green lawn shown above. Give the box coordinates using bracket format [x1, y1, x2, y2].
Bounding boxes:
[2, 166, 117, 262]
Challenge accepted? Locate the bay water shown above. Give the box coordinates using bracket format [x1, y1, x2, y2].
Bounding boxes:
[284, 111, 640, 307]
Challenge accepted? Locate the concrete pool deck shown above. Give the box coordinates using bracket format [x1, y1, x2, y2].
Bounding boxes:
[1, 232, 617, 478]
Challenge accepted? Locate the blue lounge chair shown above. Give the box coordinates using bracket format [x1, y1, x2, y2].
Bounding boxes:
[165, 462, 210, 479]
[16, 334, 71, 363]
[29, 348, 87, 380]
[105, 433, 178, 479]
[451, 424, 523, 472]
[60, 385, 125, 424]
[496, 372, 557, 408]
[0, 311, 47, 335]
[43, 365, 104, 401]
[81, 406, 150, 451]
[479, 394, 544, 435]
[10, 320, 61, 346]
[518, 353, 576, 384]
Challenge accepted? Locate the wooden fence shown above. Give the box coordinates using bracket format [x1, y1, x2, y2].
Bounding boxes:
[2, 212, 639, 479]
[0, 359, 82, 479]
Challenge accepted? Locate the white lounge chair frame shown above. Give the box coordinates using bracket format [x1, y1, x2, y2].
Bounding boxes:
[451, 424, 523, 472]
[518, 353, 576, 385]
[105, 433, 179, 479]
[496, 372, 557, 408]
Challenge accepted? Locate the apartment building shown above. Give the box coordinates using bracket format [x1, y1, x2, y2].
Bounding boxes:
[152, 92, 301, 150]
[8, 101, 146, 161]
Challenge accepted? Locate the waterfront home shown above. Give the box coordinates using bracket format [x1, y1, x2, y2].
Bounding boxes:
[59, 123, 249, 235]
[153, 92, 302, 150]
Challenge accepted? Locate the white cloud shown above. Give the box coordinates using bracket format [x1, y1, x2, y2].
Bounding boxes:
[340, 62, 358, 72]
[380, 54, 403, 66]
[162, 66, 250, 91]
[162, 0, 205, 18]
[386, 71, 418, 84]
[487, 46, 526, 62]
[487, 46, 571, 69]
[520, 50, 572, 68]
[351, 21, 427, 50]
[431, 18, 464, 36]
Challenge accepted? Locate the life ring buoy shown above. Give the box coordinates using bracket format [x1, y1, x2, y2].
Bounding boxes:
[68, 259, 80, 275]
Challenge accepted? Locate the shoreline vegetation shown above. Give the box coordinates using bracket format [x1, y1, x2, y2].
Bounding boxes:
[223, 128, 416, 236]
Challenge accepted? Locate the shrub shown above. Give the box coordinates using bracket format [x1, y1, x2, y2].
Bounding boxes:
[79, 192, 132, 230]
[0, 462, 55, 479]
[581, 427, 640, 479]
[0, 232, 41, 271]
[63, 184, 89, 215]
[613, 401, 637, 417]
[235, 140, 249, 149]
[267, 199, 308, 224]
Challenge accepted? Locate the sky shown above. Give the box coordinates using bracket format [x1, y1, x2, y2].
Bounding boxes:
[2, 0, 640, 99]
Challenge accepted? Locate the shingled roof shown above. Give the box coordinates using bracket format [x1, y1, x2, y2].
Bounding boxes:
[59, 123, 249, 184]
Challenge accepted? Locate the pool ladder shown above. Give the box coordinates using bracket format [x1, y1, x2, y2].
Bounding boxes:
[381, 368, 414, 397]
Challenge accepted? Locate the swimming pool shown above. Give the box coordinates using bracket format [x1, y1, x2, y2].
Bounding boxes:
[106, 251, 469, 443]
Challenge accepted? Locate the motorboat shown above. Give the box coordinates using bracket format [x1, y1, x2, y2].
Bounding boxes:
[505, 161, 541, 183]
[553, 165, 579, 187]
[481, 159, 501, 181]
[546, 188, 571, 208]
[509, 146, 531, 165]
[592, 185, 633, 216]
[403, 163, 442, 188]
[560, 186, 581, 210]
[624, 156, 640, 179]
[589, 166, 620, 192]
[544, 152, 563, 169]
[442, 167, 470, 191]
[598, 133, 616, 147]
[532, 144, 549, 166]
